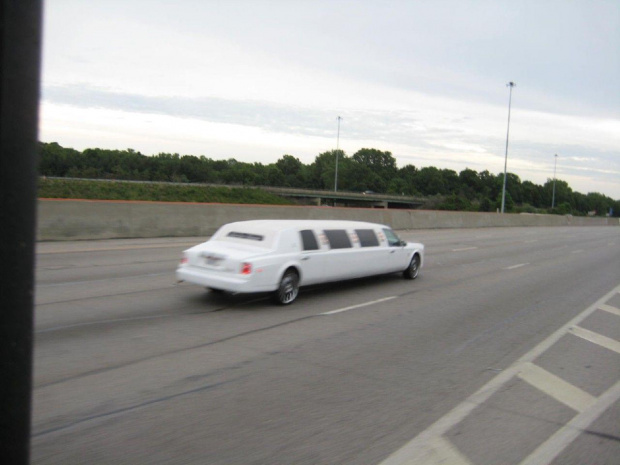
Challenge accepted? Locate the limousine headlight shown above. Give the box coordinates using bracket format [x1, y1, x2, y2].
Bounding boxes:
[240, 262, 252, 275]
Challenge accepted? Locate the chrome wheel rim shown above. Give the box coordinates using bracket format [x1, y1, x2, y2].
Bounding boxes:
[279, 273, 298, 304]
[409, 256, 419, 278]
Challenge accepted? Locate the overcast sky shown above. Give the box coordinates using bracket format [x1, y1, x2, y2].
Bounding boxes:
[41, 0, 620, 198]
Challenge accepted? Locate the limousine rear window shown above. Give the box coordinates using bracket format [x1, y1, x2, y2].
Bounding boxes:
[300, 230, 319, 251]
[323, 229, 352, 249]
[226, 231, 264, 241]
[355, 229, 379, 247]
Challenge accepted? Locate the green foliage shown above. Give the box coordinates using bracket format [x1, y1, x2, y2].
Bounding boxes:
[497, 191, 515, 212]
[436, 194, 472, 211]
[415, 167, 445, 195]
[351, 148, 397, 192]
[479, 196, 493, 212]
[309, 150, 342, 190]
[276, 155, 307, 187]
[551, 202, 573, 215]
[38, 142, 619, 215]
[37, 178, 293, 205]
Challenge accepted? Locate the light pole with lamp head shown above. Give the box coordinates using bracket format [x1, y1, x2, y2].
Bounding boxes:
[552, 153, 558, 209]
[500, 81, 516, 214]
[334, 116, 342, 192]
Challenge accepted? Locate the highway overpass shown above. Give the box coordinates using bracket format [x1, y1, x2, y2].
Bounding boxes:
[261, 186, 427, 208]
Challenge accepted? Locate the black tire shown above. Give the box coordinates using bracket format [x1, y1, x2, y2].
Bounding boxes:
[273, 269, 299, 305]
[403, 254, 420, 280]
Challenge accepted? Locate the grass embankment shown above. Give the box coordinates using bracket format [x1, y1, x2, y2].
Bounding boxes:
[38, 178, 294, 205]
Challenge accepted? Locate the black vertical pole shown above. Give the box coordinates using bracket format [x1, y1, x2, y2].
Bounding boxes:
[0, 0, 43, 463]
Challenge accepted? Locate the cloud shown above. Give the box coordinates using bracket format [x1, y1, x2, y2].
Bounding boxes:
[42, 84, 470, 144]
[41, 83, 620, 198]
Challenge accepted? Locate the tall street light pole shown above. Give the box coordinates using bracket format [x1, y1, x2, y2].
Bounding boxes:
[552, 153, 558, 209]
[500, 81, 516, 214]
[334, 116, 342, 192]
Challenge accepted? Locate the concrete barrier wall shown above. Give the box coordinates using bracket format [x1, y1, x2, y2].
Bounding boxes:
[37, 199, 619, 241]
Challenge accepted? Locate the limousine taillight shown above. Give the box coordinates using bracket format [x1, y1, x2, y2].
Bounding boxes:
[240, 262, 252, 275]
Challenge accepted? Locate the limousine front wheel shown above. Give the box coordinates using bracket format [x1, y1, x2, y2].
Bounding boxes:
[404, 254, 420, 280]
[273, 269, 299, 305]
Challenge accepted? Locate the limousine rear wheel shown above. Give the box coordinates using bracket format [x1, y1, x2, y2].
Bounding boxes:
[404, 254, 420, 280]
[274, 269, 299, 305]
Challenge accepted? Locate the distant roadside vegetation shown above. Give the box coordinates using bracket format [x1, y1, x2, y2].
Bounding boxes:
[38, 142, 619, 216]
[38, 178, 293, 205]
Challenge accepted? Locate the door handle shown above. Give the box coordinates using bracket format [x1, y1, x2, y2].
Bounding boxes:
[301, 256, 310, 261]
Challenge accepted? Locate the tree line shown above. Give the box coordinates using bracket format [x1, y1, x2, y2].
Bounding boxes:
[38, 142, 619, 216]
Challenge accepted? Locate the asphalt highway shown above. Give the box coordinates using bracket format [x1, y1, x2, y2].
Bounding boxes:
[31, 226, 620, 464]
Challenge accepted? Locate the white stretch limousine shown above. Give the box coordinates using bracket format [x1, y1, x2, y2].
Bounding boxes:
[176, 220, 424, 304]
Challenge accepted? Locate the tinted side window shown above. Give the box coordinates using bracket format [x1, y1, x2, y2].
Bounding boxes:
[355, 229, 379, 247]
[300, 230, 319, 251]
[323, 229, 352, 249]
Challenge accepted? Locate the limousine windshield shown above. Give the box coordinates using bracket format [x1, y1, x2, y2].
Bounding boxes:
[383, 228, 404, 246]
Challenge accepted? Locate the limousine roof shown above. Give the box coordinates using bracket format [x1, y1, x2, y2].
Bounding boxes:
[217, 219, 391, 234]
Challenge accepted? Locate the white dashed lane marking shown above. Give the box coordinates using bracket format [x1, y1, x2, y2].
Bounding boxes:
[503, 263, 529, 270]
[321, 296, 397, 315]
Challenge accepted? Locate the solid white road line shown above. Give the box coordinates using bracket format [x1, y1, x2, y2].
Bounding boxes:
[321, 296, 397, 315]
[518, 380, 620, 465]
[518, 362, 596, 412]
[377, 283, 620, 465]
